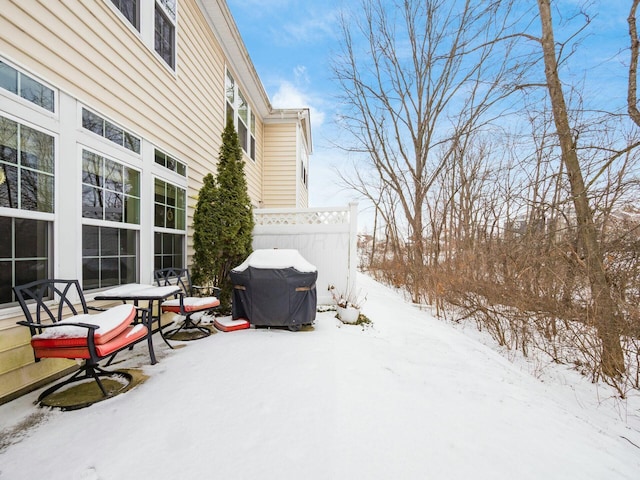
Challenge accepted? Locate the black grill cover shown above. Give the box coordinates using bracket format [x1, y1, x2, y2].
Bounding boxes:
[230, 261, 318, 329]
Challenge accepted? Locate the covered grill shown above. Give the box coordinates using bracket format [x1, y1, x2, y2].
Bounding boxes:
[230, 249, 318, 331]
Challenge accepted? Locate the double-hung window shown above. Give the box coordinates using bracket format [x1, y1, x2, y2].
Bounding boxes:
[81, 149, 140, 290]
[225, 70, 256, 161]
[155, 1, 176, 69]
[0, 115, 54, 304]
[153, 171, 186, 269]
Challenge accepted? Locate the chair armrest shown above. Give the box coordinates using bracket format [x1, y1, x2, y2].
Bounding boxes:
[87, 306, 107, 312]
[193, 285, 221, 297]
[17, 320, 100, 331]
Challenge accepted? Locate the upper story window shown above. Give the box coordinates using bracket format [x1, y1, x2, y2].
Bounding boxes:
[250, 112, 256, 159]
[225, 70, 256, 161]
[82, 108, 141, 154]
[0, 61, 55, 112]
[0, 115, 55, 213]
[155, 1, 175, 69]
[154, 148, 186, 176]
[157, 0, 176, 18]
[108, 0, 176, 71]
[110, 0, 139, 30]
[301, 160, 308, 187]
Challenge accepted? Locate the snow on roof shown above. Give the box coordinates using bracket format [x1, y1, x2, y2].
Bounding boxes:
[233, 249, 317, 272]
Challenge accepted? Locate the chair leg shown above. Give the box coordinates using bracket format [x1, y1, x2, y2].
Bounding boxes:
[183, 315, 212, 335]
[163, 313, 211, 338]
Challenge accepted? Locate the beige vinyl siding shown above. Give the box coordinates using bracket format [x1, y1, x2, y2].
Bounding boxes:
[0, 320, 76, 404]
[1, 0, 227, 190]
[263, 122, 298, 207]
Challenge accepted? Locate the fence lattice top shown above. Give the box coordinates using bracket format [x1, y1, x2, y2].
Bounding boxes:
[254, 209, 350, 226]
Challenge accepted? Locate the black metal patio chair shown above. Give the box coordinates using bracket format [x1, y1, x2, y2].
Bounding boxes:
[13, 279, 150, 406]
[153, 268, 220, 339]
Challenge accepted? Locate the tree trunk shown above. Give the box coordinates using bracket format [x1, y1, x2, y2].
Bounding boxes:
[537, 0, 625, 377]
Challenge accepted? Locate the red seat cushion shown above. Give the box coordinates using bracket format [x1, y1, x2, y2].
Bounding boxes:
[214, 317, 250, 332]
[33, 324, 148, 360]
[161, 296, 220, 313]
[31, 304, 137, 349]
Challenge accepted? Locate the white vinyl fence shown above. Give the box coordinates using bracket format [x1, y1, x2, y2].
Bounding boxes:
[252, 203, 358, 305]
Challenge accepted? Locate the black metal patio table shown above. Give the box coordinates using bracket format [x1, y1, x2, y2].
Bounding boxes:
[94, 284, 181, 365]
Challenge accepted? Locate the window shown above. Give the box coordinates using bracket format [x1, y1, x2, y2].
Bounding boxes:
[154, 178, 185, 230]
[237, 91, 248, 152]
[82, 108, 141, 153]
[154, 232, 184, 270]
[154, 148, 186, 176]
[110, 0, 139, 30]
[0, 115, 54, 213]
[80, 149, 139, 290]
[155, 2, 175, 68]
[82, 150, 140, 223]
[225, 69, 256, 160]
[225, 70, 235, 121]
[0, 217, 51, 305]
[301, 160, 308, 187]
[0, 115, 54, 305]
[82, 225, 137, 289]
[250, 113, 256, 160]
[109, 1, 177, 71]
[154, 178, 185, 269]
[157, 0, 176, 18]
[0, 61, 55, 112]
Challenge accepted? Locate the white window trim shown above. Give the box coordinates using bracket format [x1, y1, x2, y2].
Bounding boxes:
[0, 56, 58, 117]
[79, 145, 143, 227]
[79, 105, 143, 157]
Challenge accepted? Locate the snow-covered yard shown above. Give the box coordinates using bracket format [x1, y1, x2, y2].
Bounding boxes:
[1, 273, 639, 479]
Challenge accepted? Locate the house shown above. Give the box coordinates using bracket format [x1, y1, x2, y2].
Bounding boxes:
[0, 0, 312, 403]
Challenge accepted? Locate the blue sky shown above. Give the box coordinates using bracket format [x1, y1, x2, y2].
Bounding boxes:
[226, 0, 354, 211]
[226, 1, 635, 227]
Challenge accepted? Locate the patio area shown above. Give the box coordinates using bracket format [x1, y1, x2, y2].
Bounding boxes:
[1, 274, 639, 479]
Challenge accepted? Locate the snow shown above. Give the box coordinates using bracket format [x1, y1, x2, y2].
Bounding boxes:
[95, 284, 182, 298]
[161, 296, 219, 308]
[232, 248, 317, 272]
[1, 273, 639, 479]
[32, 304, 135, 340]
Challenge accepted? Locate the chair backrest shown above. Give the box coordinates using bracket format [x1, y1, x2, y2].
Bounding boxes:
[153, 268, 193, 296]
[13, 279, 90, 336]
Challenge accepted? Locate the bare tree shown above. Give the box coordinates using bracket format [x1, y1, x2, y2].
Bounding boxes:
[537, 0, 625, 377]
[628, 0, 640, 127]
[333, 0, 520, 302]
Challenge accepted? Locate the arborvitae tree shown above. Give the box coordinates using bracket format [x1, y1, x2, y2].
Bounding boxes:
[192, 118, 254, 310]
[192, 172, 217, 288]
